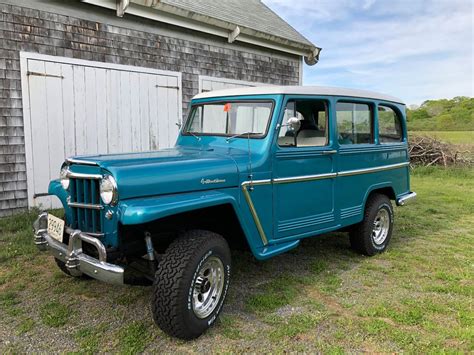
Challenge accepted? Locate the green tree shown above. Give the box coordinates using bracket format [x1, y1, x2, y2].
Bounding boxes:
[407, 97, 474, 131]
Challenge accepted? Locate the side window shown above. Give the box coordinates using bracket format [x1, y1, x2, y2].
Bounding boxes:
[336, 102, 373, 145]
[278, 100, 328, 147]
[378, 105, 403, 143]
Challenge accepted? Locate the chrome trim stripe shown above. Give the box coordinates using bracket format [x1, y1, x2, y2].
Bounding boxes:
[245, 162, 409, 187]
[338, 162, 409, 177]
[241, 182, 268, 246]
[274, 172, 337, 184]
[240, 162, 409, 245]
[247, 179, 272, 186]
[67, 172, 102, 180]
[66, 158, 99, 166]
[68, 202, 104, 210]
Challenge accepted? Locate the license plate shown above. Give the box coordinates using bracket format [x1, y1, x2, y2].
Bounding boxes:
[47, 214, 65, 243]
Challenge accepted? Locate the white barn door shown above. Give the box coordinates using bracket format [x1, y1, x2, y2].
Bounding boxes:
[20, 53, 182, 209]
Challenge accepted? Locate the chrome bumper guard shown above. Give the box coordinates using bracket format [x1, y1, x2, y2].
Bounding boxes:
[396, 192, 417, 206]
[33, 212, 124, 285]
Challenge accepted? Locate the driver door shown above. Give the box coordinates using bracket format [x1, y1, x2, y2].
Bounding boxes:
[273, 98, 337, 240]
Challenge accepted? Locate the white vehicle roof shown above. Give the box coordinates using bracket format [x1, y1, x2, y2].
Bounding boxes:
[193, 85, 404, 104]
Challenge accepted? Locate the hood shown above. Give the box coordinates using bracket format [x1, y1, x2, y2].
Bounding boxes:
[70, 147, 240, 200]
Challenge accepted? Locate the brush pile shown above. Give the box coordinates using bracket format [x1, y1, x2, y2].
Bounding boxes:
[409, 135, 472, 167]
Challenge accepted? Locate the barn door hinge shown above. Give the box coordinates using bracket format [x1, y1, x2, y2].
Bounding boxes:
[27, 71, 64, 79]
[155, 85, 179, 90]
[34, 192, 51, 198]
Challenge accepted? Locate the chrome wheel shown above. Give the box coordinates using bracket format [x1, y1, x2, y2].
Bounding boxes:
[372, 208, 390, 245]
[192, 256, 225, 319]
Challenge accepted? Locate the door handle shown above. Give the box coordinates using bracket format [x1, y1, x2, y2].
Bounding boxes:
[321, 150, 337, 155]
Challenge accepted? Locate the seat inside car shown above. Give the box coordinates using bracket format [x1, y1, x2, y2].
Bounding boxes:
[296, 102, 327, 147]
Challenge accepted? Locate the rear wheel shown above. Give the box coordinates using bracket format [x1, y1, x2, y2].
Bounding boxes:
[350, 194, 394, 256]
[151, 230, 231, 340]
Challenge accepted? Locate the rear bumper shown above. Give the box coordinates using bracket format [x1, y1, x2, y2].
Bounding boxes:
[33, 212, 124, 285]
[396, 192, 417, 206]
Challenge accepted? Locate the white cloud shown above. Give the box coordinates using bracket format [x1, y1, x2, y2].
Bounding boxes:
[263, 0, 473, 104]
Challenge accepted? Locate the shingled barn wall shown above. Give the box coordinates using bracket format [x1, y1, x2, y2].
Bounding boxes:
[0, 0, 300, 216]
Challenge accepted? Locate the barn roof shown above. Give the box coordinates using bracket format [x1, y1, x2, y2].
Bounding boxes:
[159, 0, 313, 47]
[83, 0, 321, 64]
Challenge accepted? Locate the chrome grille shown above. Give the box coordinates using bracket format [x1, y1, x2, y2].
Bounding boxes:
[68, 175, 103, 235]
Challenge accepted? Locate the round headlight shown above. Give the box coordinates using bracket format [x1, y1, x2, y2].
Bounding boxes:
[60, 166, 70, 190]
[100, 175, 118, 205]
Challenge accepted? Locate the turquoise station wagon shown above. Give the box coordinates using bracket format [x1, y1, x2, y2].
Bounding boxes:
[33, 86, 416, 339]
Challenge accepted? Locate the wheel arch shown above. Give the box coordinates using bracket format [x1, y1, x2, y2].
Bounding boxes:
[362, 183, 396, 210]
[118, 191, 255, 253]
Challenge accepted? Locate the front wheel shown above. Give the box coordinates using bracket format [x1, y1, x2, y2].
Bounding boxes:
[151, 230, 231, 340]
[350, 194, 394, 256]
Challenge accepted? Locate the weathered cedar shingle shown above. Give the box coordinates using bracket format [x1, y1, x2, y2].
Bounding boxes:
[0, 2, 300, 216]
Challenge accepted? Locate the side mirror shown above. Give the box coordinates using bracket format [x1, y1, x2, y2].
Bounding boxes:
[287, 117, 301, 132]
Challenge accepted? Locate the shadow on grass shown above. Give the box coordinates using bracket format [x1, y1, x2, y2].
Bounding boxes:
[0, 167, 472, 352]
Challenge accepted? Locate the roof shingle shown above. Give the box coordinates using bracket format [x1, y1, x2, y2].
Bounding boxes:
[160, 0, 313, 47]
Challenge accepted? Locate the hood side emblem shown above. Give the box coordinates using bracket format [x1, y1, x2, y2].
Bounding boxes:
[201, 178, 226, 185]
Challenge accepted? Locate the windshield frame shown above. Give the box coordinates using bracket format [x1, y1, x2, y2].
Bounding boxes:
[182, 99, 276, 139]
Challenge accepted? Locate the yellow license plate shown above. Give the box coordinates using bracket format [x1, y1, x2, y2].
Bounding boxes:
[47, 214, 65, 243]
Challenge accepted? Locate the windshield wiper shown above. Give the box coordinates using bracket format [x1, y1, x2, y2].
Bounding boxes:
[187, 131, 201, 142]
[226, 132, 261, 143]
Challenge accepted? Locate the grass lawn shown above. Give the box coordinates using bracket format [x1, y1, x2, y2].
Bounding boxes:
[409, 130, 474, 146]
[0, 167, 473, 352]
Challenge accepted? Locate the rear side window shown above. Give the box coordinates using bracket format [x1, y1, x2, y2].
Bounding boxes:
[378, 105, 403, 143]
[336, 102, 373, 145]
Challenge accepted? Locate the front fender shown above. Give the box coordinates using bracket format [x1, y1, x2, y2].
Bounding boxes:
[118, 189, 271, 259]
[119, 190, 240, 226]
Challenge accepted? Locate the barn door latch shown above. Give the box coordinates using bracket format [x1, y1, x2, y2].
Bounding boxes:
[27, 71, 64, 79]
[155, 85, 179, 90]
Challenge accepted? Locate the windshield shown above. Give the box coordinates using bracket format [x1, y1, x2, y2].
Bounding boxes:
[184, 101, 273, 137]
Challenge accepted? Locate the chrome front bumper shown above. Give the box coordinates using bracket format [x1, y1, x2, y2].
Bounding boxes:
[33, 212, 124, 285]
[396, 191, 417, 206]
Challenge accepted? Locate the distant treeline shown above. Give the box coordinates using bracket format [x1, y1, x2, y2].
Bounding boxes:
[407, 97, 474, 131]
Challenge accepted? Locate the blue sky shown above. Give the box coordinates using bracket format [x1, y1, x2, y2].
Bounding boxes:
[263, 0, 473, 105]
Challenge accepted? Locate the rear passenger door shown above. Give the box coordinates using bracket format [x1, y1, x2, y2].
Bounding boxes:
[335, 100, 377, 224]
[272, 97, 337, 240]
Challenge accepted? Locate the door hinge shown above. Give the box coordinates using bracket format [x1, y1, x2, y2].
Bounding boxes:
[155, 85, 179, 90]
[33, 192, 51, 198]
[27, 71, 64, 79]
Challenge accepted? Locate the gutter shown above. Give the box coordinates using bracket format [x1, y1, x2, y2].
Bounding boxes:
[81, 0, 321, 64]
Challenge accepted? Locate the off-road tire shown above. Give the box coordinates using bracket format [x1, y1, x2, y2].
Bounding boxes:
[151, 230, 231, 340]
[54, 258, 90, 279]
[350, 193, 394, 256]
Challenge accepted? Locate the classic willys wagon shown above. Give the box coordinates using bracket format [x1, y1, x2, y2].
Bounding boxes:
[34, 86, 416, 339]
